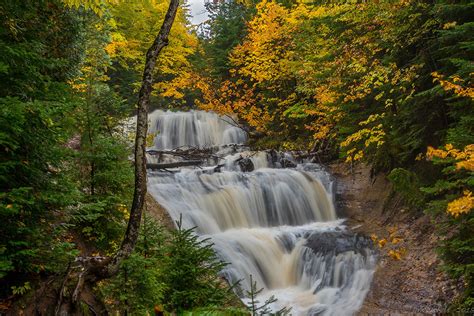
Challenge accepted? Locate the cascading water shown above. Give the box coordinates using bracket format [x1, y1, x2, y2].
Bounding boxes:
[149, 110, 246, 149]
[146, 109, 376, 315]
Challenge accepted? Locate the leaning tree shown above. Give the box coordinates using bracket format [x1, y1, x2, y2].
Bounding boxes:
[56, 0, 180, 314]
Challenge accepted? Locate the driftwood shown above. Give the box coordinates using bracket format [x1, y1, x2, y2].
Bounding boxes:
[147, 160, 202, 170]
[147, 145, 241, 167]
[147, 147, 220, 162]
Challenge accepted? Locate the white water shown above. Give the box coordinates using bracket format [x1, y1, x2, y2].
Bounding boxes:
[146, 110, 376, 315]
[148, 110, 246, 150]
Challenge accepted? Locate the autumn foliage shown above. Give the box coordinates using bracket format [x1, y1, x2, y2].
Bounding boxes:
[180, 0, 473, 308]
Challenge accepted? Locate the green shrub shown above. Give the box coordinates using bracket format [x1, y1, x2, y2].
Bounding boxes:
[101, 217, 236, 314]
[162, 218, 231, 313]
[388, 168, 425, 209]
[0, 97, 79, 296]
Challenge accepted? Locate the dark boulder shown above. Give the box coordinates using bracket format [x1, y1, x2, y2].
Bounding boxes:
[280, 158, 297, 168]
[238, 157, 254, 172]
[267, 149, 279, 166]
[305, 231, 373, 256]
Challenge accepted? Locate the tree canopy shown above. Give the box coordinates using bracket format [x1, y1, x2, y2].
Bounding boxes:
[0, 0, 473, 312]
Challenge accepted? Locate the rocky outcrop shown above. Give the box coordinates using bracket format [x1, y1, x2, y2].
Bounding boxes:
[145, 193, 175, 230]
[280, 158, 296, 168]
[328, 162, 461, 314]
[305, 231, 372, 256]
[237, 157, 254, 172]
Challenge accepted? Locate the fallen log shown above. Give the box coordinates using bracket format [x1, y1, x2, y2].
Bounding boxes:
[147, 160, 202, 170]
[147, 148, 220, 162]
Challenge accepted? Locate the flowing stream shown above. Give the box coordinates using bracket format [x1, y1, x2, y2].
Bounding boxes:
[146, 110, 376, 315]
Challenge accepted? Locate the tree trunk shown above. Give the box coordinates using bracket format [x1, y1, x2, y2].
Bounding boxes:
[55, 3, 182, 314]
[106, 0, 181, 277]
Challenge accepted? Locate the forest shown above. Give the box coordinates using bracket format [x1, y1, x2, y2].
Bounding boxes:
[0, 0, 473, 314]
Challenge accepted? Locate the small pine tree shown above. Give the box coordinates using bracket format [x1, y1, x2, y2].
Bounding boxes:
[245, 275, 291, 316]
[161, 215, 231, 313]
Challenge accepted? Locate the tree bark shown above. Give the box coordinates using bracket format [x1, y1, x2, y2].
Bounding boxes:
[105, 0, 181, 276]
[55, 2, 181, 314]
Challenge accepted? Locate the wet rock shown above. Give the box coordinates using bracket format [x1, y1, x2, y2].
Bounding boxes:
[280, 158, 297, 168]
[305, 231, 373, 256]
[267, 149, 279, 166]
[238, 157, 254, 172]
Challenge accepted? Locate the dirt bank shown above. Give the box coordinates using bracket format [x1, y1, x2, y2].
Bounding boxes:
[328, 162, 460, 314]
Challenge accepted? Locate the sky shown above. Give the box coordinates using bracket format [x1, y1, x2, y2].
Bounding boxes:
[187, 0, 209, 25]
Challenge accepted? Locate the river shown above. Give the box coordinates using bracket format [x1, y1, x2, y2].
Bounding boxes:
[146, 110, 376, 315]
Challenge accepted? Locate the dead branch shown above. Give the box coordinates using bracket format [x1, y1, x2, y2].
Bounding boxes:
[220, 114, 249, 135]
[72, 269, 86, 304]
[55, 263, 72, 316]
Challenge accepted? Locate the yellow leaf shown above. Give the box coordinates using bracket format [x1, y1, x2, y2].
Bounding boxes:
[378, 239, 387, 248]
[447, 191, 474, 218]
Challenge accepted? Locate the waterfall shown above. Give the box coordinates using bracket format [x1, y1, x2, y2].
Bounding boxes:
[146, 110, 376, 315]
[148, 110, 246, 150]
